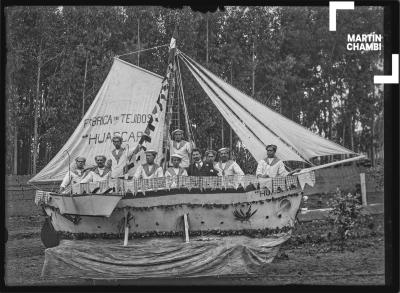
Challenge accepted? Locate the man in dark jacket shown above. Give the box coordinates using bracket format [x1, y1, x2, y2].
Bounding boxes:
[187, 148, 203, 176]
[199, 150, 219, 176]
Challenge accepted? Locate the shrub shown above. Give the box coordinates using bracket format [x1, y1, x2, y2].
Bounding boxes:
[366, 162, 384, 191]
[327, 188, 372, 251]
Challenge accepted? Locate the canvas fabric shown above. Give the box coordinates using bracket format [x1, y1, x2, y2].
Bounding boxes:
[41, 235, 290, 279]
[179, 52, 355, 163]
[30, 59, 165, 183]
[298, 171, 316, 189]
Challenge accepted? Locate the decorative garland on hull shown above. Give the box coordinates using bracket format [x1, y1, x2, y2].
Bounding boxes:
[58, 225, 293, 240]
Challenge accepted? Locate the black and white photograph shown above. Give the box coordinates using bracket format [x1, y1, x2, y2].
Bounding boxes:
[3, 3, 399, 289]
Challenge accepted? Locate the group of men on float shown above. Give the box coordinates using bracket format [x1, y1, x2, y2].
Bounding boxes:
[59, 129, 299, 193]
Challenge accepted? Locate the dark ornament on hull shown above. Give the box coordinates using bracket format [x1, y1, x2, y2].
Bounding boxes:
[233, 205, 258, 222]
[102, 187, 115, 194]
[41, 217, 60, 248]
[61, 214, 82, 225]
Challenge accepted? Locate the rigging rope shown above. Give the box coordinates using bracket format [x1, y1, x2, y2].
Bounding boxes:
[116, 44, 169, 58]
[176, 52, 196, 147]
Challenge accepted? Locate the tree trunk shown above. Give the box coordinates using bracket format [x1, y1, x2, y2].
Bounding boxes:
[206, 13, 209, 66]
[322, 103, 328, 137]
[33, 41, 42, 175]
[350, 115, 354, 151]
[28, 135, 32, 175]
[342, 95, 346, 146]
[13, 123, 18, 175]
[342, 117, 346, 146]
[38, 139, 46, 170]
[328, 79, 332, 139]
[137, 18, 140, 66]
[81, 51, 89, 118]
[22, 132, 31, 175]
[290, 99, 294, 121]
[45, 142, 50, 163]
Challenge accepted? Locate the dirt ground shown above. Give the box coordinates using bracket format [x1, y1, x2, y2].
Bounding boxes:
[4, 214, 385, 286]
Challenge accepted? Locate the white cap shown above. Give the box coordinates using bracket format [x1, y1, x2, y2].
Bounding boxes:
[145, 149, 157, 156]
[218, 147, 230, 153]
[171, 129, 184, 136]
[171, 154, 183, 160]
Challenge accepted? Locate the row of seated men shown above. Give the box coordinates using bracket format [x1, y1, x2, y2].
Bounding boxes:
[59, 130, 299, 193]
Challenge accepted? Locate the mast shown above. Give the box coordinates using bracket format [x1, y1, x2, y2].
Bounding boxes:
[171, 56, 181, 131]
[161, 26, 178, 171]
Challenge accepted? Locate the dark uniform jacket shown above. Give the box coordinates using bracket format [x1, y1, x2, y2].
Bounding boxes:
[187, 161, 203, 176]
[199, 162, 219, 177]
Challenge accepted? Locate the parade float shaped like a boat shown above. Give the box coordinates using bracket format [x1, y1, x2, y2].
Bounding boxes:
[30, 33, 363, 279]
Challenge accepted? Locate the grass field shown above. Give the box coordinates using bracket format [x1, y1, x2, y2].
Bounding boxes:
[4, 213, 385, 286]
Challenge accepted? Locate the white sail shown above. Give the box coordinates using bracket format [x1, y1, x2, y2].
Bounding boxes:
[29, 58, 165, 183]
[179, 52, 356, 163]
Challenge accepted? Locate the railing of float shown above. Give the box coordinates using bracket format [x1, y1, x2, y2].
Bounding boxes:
[35, 172, 316, 198]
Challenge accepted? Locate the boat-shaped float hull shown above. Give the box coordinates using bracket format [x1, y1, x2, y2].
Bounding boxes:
[39, 187, 302, 237]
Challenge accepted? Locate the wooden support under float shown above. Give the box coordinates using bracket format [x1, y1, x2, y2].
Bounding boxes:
[123, 208, 129, 246]
[183, 213, 189, 243]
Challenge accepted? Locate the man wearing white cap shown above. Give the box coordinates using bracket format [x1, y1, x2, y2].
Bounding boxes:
[256, 144, 298, 178]
[59, 157, 88, 193]
[134, 149, 164, 179]
[169, 129, 193, 168]
[216, 147, 244, 176]
[106, 135, 139, 179]
[165, 154, 188, 177]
